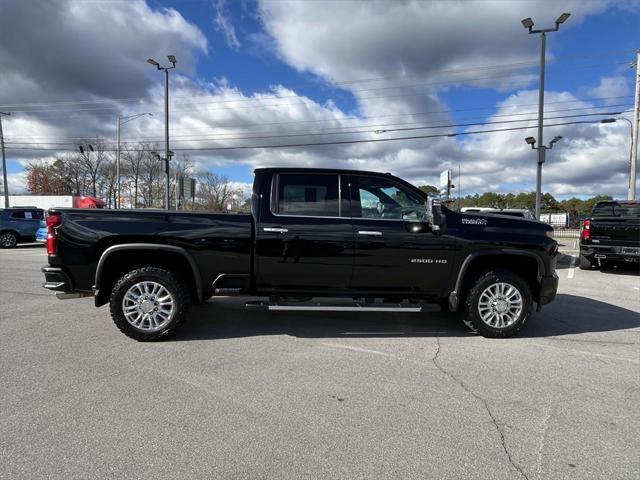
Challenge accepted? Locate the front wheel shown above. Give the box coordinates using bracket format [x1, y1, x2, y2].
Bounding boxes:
[109, 267, 190, 341]
[461, 269, 533, 338]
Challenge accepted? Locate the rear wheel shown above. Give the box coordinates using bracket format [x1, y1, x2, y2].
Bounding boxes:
[579, 252, 593, 270]
[0, 231, 18, 248]
[109, 267, 190, 341]
[461, 269, 533, 338]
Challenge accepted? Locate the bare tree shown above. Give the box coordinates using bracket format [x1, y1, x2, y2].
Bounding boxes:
[122, 142, 151, 208]
[77, 139, 110, 197]
[196, 172, 243, 212]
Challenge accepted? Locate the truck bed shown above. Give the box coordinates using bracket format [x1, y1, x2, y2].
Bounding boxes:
[46, 208, 253, 303]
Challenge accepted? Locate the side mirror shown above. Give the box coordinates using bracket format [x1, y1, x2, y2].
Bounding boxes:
[426, 197, 447, 234]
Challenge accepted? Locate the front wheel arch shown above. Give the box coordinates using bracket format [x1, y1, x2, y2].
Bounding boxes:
[450, 251, 542, 311]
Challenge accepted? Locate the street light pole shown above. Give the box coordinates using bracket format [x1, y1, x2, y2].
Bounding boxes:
[147, 55, 176, 210]
[0, 112, 10, 208]
[536, 32, 546, 220]
[630, 50, 639, 200]
[116, 118, 120, 208]
[521, 13, 570, 219]
[164, 67, 170, 211]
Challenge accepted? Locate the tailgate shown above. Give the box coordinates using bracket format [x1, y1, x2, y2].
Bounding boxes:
[591, 219, 640, 247]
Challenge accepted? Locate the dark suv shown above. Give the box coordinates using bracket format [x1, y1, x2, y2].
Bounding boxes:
[0, 207, 45, 248]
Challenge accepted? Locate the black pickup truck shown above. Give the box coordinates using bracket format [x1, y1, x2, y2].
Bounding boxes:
[42, 167, 558, 340]
[579, 200, 640, 269]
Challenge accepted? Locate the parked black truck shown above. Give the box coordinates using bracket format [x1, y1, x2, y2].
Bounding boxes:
[42, 168, 559, 340]
[579, 200, 640, 270]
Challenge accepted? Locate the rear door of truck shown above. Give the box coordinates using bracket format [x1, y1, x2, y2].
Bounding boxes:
[255, 172, 353, 292]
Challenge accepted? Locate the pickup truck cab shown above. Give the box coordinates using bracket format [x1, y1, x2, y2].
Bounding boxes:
[42, 168, 559, 340]
[579, 200, 640, 269]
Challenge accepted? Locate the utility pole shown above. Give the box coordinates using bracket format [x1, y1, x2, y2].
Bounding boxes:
[521, 13, 571, 219]
[147, 55, 176, 210]
[1, 112, 11, 208]
[116, 118, 120, 208]
[629, 50, 639, 200]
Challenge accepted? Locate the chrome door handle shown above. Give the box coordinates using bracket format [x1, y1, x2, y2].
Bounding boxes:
[358, 230, 382, 236]
[264, 227, 288, 234]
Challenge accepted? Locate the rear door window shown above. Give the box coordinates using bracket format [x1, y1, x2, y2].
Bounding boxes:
[10, 211, 26, 219]
[276, 173, 340, 217]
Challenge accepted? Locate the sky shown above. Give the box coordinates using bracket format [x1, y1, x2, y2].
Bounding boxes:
[0, 0, 638, 199]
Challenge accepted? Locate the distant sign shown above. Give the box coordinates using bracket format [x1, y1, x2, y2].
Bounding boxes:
[439, 170, 450, 189]
[540, 212, 568, 227]
[439, 170, 451, 199]
[179, 177, 196, 199]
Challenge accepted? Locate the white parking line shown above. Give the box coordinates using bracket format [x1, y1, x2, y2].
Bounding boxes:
[567, 255, 577, 279]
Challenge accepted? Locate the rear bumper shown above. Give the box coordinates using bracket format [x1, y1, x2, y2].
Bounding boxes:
[580, 244, 640, 262]
[42, 266, 72, 291]
[539, 273, 559, 306]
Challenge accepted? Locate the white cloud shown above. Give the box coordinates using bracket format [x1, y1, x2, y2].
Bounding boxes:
[214, 0, 241, 49]
[587, 75, 632, 102]
[1, 0, 637, 202]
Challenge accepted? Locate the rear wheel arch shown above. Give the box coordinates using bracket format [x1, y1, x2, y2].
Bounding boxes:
[94, 244, 203, 306]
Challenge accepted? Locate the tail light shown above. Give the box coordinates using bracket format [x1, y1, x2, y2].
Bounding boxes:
[580, 219, 591, 241]
[46, 212, 62, 255]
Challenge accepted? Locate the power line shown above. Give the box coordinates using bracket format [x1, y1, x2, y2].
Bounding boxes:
[1, 49, 634, 109]
[3, 63, 632, 116]
[4, 111, 628, 146]
[3, 118, 621, 152]
[5, 101, 633, 142]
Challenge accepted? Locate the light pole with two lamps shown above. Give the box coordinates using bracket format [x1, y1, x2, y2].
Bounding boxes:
[524, 135, 562, 214]
[521, 12, 571, 219]
[147, 55, 176, 210]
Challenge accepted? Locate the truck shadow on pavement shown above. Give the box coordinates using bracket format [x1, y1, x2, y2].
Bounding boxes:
[176, 293, 639, 341]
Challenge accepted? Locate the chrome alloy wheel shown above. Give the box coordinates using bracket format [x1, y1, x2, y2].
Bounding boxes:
[122, 281, 175, 332]
[0, 232, 17, 248]
[477, 282, 523, 329]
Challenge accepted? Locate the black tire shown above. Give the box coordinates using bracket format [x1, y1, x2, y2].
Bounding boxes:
[0, 231, 18, 249]
[109, 267, 190, 341]
[578, 252, 593, 270]
[461, 269, 533, 338]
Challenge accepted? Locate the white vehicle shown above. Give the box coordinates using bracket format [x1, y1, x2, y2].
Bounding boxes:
[461, 207, 535, 220]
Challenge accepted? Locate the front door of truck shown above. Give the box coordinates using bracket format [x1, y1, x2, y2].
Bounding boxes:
[349, 175, 455, 296]
[256, 173, 353, 292]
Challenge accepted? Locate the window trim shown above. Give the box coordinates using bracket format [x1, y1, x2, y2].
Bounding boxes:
[270, 172, 345, 219]
[350, 174, 427, 222]
[267, 172, 428, 223]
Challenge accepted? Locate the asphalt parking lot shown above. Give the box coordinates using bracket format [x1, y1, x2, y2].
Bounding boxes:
[1, 244, 638, 480]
